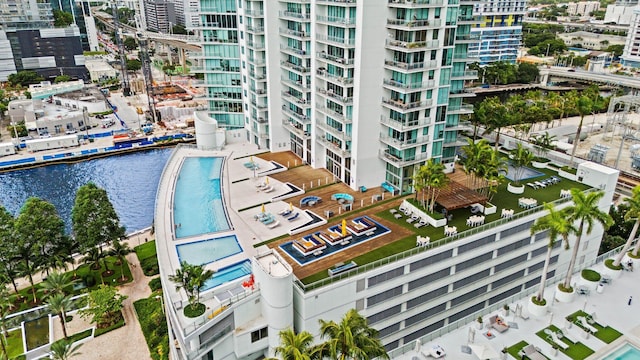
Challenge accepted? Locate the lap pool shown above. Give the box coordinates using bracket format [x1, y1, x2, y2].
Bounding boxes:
[176, 235, 242, 266]
[202, 260, 252, 291]
[501, 163, 545, 182]
[603, 343, 640, 360]
[174, 157, 230, 238]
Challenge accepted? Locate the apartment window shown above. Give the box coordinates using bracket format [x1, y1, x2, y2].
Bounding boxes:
[488, 285, 521, 305]
[367, 267, 404, 287]
[453, 269, 490, 290]
[367, 305, 401, 325]
[457, 252, 492, 271]
[496, 237, 529, 256]
[251, 327, 268, 343]
[449, 302, 485, 322]
[367, 286, 403, 307]
[492, 269, 525, 289]
[407, 285, 448, 309]
[408, 268, 450, 290]
[451, 285, 487, 306]
[494, 254, 527, 272]
[458, 234, 495, 254]
[405, 303, 446, 326]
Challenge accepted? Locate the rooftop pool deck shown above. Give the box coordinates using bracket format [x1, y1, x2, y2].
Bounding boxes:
[267, 165, 593, 287]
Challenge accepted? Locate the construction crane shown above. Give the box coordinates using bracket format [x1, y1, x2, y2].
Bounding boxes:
[111, 3, 131, 96]
[138, 32, 157, 123]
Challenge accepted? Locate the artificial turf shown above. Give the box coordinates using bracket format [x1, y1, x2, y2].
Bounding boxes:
[535, 325, 595, 360]
[566, 310, 623, 344]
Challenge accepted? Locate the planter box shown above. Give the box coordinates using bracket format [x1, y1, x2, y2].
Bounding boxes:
[558, 169, 577, 181]
[531, 160, 549, 169]
[602, 261, 622, 279]
[578, 278, 599, 292]
[473, 202, 497, 215]
[528, 297, 548, 318]
[401, 200, 447, 228]
[555, 286, 575, 303]
[507, 183, 525, 194]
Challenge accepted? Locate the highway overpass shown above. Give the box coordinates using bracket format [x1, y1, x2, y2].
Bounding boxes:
[539, 66, 640, 91]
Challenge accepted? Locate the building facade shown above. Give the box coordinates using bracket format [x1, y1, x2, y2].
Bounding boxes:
[468, 0, 526, 64]
[144, 0, 177, 33]
[621, 8, 640, 67]
[566, 1, 600, 17]
[48, 0, 100, 51]
[193, 0, 478, 193]
[557, 31, 626, 50]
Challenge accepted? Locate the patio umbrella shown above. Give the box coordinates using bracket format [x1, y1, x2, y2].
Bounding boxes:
[342, 219, 347, 236]
[289, 202, 293, 211]
[261, 203, 265, 213]
[414, 339, 422, 353]
[469, 344, 500, 360]
[265, 176, 269, 185]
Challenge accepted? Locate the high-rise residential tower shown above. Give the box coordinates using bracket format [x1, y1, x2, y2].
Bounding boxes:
[193, 0, 478, 193]
[468, 0, 526, 64]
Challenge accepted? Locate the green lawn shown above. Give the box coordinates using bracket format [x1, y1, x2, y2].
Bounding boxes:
[135, 240, 159, 276]
[5, 328, 24, 359]
[535, 325, 594, 360]
[300, 168, 592, 285]
[135, 240, 157, 260]
[566, 310, 623, 343]
[94, 314, 125, 337]
[506, 340, 551, 359]
[74, 256, 133, 289]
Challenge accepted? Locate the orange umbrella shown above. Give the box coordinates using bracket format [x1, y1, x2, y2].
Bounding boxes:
[342, 219, 347, 236]
[261, 203, 265, 213]
[265, 177, 269, 185]
[289, 202, 293, 211]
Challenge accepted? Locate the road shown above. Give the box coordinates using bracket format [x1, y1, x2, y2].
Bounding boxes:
[108, 92, 149, 130]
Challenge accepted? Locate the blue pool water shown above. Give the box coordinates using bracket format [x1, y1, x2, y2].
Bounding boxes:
[0, 148, 172, 234]
[202, 260, 252, 291]
[604, 343, 640, 360]
[502, 164, 545, 181]
[176, 235, 242, 266]
[173, 157, 230, 238]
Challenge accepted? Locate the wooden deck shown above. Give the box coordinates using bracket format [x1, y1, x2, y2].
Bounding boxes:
[257, 151, 305, 168]
[267, 197, 412, 279]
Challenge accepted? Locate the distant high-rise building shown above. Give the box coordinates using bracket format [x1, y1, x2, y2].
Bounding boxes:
[144, 0, 176, 33]
[192, 0, 478, 193]
[566, 1, 600, 17]
[0, 0, 87, 82]
[48, 0, 100, 51]
[621, 9, 640, 67]
[468, 0, 526, 65]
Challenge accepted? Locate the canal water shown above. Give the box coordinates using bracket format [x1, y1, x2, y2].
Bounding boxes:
[0, 148, 173, 234]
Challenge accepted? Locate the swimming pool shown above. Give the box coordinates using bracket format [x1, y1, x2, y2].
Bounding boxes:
[202, 260, 252, 291]
[174, 157, 230, 238]
[501, 163, 545, 181]
[603, 343, 640, 360]
[176, 235, 242, 266]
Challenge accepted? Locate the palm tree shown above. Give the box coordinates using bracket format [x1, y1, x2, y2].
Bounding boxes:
[412, 160, 449, 212]
[317, 309, 389, 360]
[563, 189, 613, 289]
[614, 186, 640, 266]
[41, 271, 76, 296]
[531, 132, 557, 159]
[510, 143, 534, 186]
[530, 204, 576, 303]
[169, 262, 214, 311]
[272, 328, 320, 360]
[109, 240, 133, 281]
[49, 339, 83, 360]
[46, 293, 73, 339]
[81, 248, 104, 284]
[0, 287, 14, 359]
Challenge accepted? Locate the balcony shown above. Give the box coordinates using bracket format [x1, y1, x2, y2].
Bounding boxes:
[383, 59, 438, 72]
[245, 9, 264, 17]
[317, 122, 350, 141]
[316, 15, 356, 26]
[382, 78, 435, 92]
[247, 56, 266, 65]
[386, 18, 441, 30]
[279, 44, 310, 58]
[450, 70, 478, 80]
[279, 0, 309, 3]
[317, 88, 353, 105]
[250, 99, 268, 109]
[379, 116, 430, 131]
[249, 86, 267, 95]
[282, 120, 310, 139]
[385, 39, 439, 51]
[382, 98, 433, 112]
[453, 53, 477, 63]
[279, 11, 311, 20]
[316, 70, 353, 85]
[455, 33, 481, 43]
[246, 40, 265, 50]
[315, 103, 352, 124]
[387, 0, 445, 7]
[281, 60, 310, 73]
[447, 104, 474, 115]
[282, 105, 310, 123]
[282, 91, 310, 109]
[246, 25, 265, 34]
[281, 77, 308, 92]
[317, 34, 355, 47]
[379, 135, 431, 149]
[317, 135, 350, 157]
[379, 149, 431, 167]
[202, 37, 238, 44]
[200, 7, 236, 13]
[449, 89, 475, 98]
[457, 15, 477, 24]
[249, 70, 267, 81]
[317, 0, 356, 4]
[279, 27, 310, 39]
[317, 52, 354, 66]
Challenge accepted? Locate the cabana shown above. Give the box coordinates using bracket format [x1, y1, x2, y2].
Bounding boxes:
[436, 181, 488, 212]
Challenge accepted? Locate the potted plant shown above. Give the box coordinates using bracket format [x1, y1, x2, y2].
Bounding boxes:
[507, 143, 533, 194]
[556, 282, 575, 303]
[503, 304, 510, 317]
[476, 316, 483, 330]
[580, 269, 601, 291]
[501, 347, 508, 360]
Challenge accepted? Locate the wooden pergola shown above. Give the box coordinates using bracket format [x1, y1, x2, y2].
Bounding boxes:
[436, 181, 488, 211]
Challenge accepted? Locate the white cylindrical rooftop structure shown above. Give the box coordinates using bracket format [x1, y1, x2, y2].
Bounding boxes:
[194, 111, 225, 150]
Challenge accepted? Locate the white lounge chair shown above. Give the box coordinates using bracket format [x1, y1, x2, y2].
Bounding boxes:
[549, 332, 569, 350]
[520, 344, 546, 360]
[578, 316, 598, 333]
[267, 221, 280, 229]
[263, 186, 275, 193]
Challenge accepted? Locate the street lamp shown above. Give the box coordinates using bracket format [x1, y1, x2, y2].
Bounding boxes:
[155, 295, 165, 314]
[545, 43, 551, 57]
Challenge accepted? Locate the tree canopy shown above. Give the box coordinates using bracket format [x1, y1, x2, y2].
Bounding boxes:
[72, 183, 125, 254]
[53, 10, 74, 27]
[79, 285, 127, 328]
[126, 59, 142, 72]
[7, 70, 44, 87]
[123, 37, 137, 51]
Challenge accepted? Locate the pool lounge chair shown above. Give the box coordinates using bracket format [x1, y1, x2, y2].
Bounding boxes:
[267, 221, 280, 229]
[280, 209, 292, 217]
[577, 316, 598, 333]
[549, 332, 569, 350]
[519, 344, 546, 360]
[489, 315, 509, 333]
[263, 186, 275, 193]
[534, 181, 547, 188]
[527, 182, 538, 190]
[287, 212, 300, 221]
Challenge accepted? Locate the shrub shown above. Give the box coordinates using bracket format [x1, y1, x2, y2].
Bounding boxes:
[629, 251, 640, 260]
[560, 166, 577, 175]
[558, 283, 573, 293]
[605, 258, 623, 270]
[83, 275, 95, 287]
[531, 296, 547, 306]
[581, 269, 601, 282]
[149, 277, 162, 292]
[183, 303, 206, 318]
[141, 257, 159, 276]
[533, 156, 551, 163]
